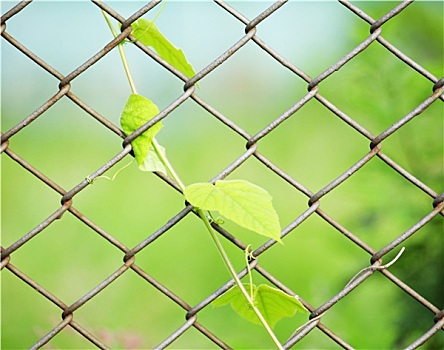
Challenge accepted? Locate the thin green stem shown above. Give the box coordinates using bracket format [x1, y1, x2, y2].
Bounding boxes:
[152, 1, 167, 23]
[130, 1, 166, 43]
[198, 210, 283, 350]
[152, 139, 185, 191]
[102, 10, 137, 94]
[119, 45, 137, 94]
[89, 159, 135, 183]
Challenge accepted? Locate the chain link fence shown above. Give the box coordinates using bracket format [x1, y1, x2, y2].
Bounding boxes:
[1, 0, 443, 349]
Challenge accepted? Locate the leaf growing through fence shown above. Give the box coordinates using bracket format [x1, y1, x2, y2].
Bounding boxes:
[212, 283, 307, 328]
[131, 19, 196, 80]
[184, 180, 282, 243]
[120, 94, 163, 170]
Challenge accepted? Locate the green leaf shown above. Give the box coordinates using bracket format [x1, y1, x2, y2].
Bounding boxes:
[120, 94, 163, 168]
[139, 144, 167, 175]
[132, 19, 196, 80]
[212, 283, 307, 328]
[184, 180, 282, 243]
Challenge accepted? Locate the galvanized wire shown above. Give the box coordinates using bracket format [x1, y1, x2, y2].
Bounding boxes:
[1, 0, 443, 349]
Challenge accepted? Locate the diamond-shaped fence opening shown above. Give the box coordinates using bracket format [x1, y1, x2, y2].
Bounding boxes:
[1, 1, 443, 349]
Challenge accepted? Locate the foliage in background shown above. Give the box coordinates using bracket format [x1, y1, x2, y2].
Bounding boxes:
[327, 2, 443, 348]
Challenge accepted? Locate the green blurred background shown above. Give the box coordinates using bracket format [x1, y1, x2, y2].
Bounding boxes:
[1, 1, 443, 349]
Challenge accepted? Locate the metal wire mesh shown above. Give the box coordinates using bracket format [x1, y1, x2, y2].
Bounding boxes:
[1, 0, 443, 349]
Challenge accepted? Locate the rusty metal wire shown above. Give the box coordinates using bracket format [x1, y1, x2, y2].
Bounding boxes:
[1, 0, 443, 349]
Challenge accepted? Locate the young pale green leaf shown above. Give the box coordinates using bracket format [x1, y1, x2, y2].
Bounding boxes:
[120, 94, 163, 168]
[132, 19, 196, 80]
[212, 283, 307, 328]
[139, 144, 167, 175]
[184, 180, 282, 243]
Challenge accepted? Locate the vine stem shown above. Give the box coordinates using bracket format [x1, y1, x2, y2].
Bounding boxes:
[198, 210, 283, 349]
[102, 11, 282, 349]
[102, 11, 137, 94]
[152, 139, 186, 191]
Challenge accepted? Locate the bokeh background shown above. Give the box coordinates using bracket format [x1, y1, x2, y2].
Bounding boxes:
[2, 1, 443, 349]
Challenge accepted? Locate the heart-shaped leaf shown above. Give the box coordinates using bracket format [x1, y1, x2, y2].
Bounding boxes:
[184, 180, 282, 242]
[212, 283, 307, 328]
